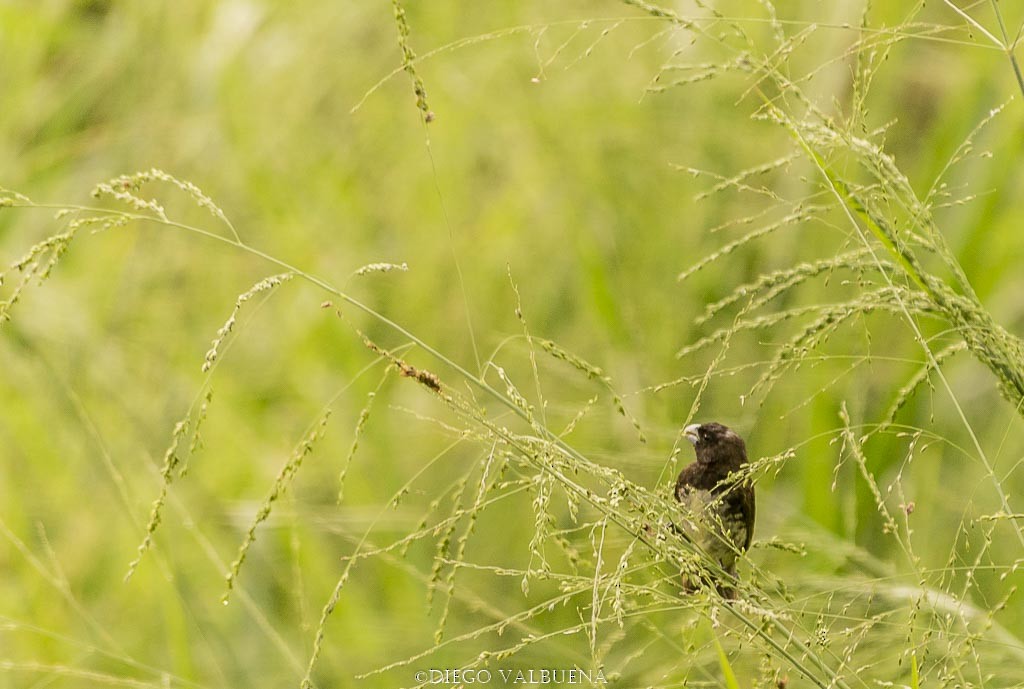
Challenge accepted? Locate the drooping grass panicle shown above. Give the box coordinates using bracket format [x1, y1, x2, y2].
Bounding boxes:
[522, 472, 556, 595]
[432, 446, 505, 644]
[362, 335, 444, 395]
[560, 395, 599, 438]
[428, 471, 472, 607]
[125, 414, 193, 581]
[350, 261, 409, 279]
[922, 101, 1009, 211]
[91, 168, 240, 239]
[337, 370, 390, 505]
[875, 342, 969, 438]
[0, 224, 82, 326]
[746, 286, 937, 402]
[202, 272, 294, 372]
[677, 152, 800, 202]
[530, 21, 589, 82]
[539, 339, 646, 443]
[508, 265, 547, 427]
[489, 363, 536, 426]
[143, 168, 239, 239]
[304, 323, 851, 689]
[391, 0, 433, 121]
[182, 389, 214, 478]
[91, 172, 169, 220]
[561, 19, 625, 73]
[839, 403, 898, 538]
[676, 294, 935, 360]
[647, 49, 754, 93]
[695, 248, 888, 326]
[223, 408, 332, 602]
[677, 205, 818, 282]
[724, 71, 1024, 420]
[621, 0, 693, 28]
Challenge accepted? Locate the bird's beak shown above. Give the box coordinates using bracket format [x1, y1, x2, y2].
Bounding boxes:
[684, 424, 701, 445]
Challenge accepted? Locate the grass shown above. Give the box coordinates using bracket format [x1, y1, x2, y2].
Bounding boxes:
[3, 1, 1024, 688]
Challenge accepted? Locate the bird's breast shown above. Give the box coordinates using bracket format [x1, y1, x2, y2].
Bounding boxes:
[678, 487, 749, 557]
[677, 488, 714, 541]
[678, 487, 714, 515]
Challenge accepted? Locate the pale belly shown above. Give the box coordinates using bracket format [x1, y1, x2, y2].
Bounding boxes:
[678, 488, 748, 574]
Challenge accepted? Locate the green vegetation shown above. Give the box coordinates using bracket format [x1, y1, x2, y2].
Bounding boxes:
[3, 2, 1024, 687]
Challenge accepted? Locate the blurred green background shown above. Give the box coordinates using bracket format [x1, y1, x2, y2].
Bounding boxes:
[3, 1, 1024, 687]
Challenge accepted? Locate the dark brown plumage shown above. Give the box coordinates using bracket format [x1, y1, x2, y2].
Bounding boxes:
[674, 422, 755, 597]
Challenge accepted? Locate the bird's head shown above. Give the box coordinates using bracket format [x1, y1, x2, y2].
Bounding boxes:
[684, 422, 747, 467]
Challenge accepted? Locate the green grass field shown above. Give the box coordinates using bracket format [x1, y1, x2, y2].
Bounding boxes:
[3, 2, 1024, 687]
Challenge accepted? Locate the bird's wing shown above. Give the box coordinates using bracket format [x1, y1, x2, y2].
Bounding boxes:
[674, 464, 699, 502]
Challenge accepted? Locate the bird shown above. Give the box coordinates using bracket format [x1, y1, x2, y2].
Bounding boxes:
[673, 422, 755, 598]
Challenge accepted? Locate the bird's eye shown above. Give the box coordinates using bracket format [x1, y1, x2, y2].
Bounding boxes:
[698, 428, 708, 441]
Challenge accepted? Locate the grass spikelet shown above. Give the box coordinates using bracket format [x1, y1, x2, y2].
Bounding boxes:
[875, 342, 968, 436]
[746, 287, 935, 401]
[509, 265, 546, 425]
[351, 261, 408, 278]
[0, 190, 23, 206]
[610, 539, 637, 628]
[143, 169, 237, 235]
[13, 229, 78, 279]
[223, 409, 332, 602]
[402, 495, 445, 559]
[182, 389, 213, 478]
[840, 403, 897, 536]
[434, 449, 502, 644]
[539, 339, 645, 443]
[682, 152, 799, 202]
[202, 272, 294, 372]
[696, 249, 882, 326]
[91, 172, 168, 219]
[302, 571, 345, 689]
[0, 226, 80, 325]
[539, 338, 605, 381]
[91, 169, 241, 238]
[391, 0, 433, 121]
[491, 364, 535, 424]
[611, 396, 645, 444]
[649, 47, 755, 93]
[428, 474, 471, 608]
[337, 374, 388, 505]
[678, 303, 848, 359]
[523, 473, 556, 595]
[562, 19, 623, 71]
[677, 206, 815, 282]
[646, 65, 721, 92]
[125, 415, 192, 581]
[746, 306, 855, 402]
[561, 395, 598, 437]
[359, 331, 445, 394]
[621, 0, 692, 28]
[530, 22, 592, 82]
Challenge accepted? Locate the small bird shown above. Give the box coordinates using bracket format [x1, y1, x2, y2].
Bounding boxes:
[674, 422, 755, 597]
